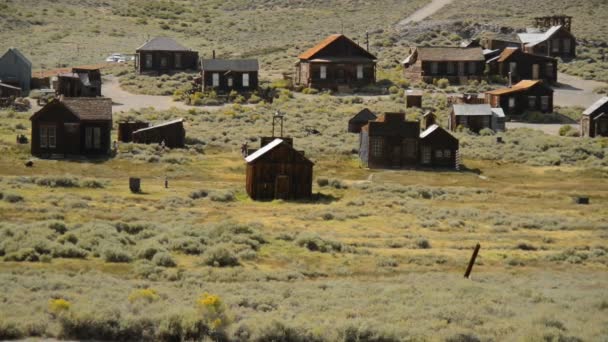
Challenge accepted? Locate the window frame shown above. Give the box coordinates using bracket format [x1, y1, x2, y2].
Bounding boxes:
[356, 65, 364, 79]
[212, 73, 220, 87]
[430, 62, 438, 75]
[320, 65, 327, 80]
[528, 96, 537, 108]
[145, 54, 153, 68]
[175, 53, 182, 68]
[508, 97, 515, 108]
[541, 96, 550, 111]
[242, 73, 250, 87]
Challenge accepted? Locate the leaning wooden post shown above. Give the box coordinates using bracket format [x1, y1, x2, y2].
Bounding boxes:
[464, 243, 481, 279]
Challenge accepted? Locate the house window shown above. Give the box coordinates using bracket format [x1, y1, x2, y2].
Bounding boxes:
[444, 149, 451, 158]
[212, 73, 219, 87]
[508, 97, 515, 108]
[532, 64, 540, 79]
[435, 150, 443, 158]
[357, 65, 364, 79]
[546, 63, 554, 77]
[40, 125, 56, 148]
[551, 39, 560, 53]
[430, 62, 438, 75]
[227, 77, 233, 87]
[482, 116, 490, 127]
[528, 96, 537, 108]
[175, 53, 182, 68]
[160, 56, 168, 68]
[509, 62, 517, 74]
[468, 62, 476, 75]
[320, 65, 327, 79]
[85, 127, 101, 149]
[447, 62, 454, 74]
[242, 73, 250, 87]
[421, 146, 432, 164]
[541, 96, 550, 111]
[563, 39, 571, 53]
[402, 139, 417, 158]
[371, 138, 383, 157]
[145, 54, 153, 68]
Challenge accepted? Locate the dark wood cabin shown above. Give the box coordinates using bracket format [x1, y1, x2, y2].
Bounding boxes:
[245, 138, 313, 200]
[359, 113, 421, 169]
[200, 59, 259, 93]
[295, 34, 376, 91]
[402, 47, 485, 84]
[580, 97, 608, 138]
[57, 67, 102, 97]
[485, 80, 553, 116]
[0, 82, 22, 98]
[406, 90, 423, 108]
[135, 37, 198, 74]
[118, 121, 150, 142]
[348, 108, 377, 133]
[419, 124, 459, 168]
[487, 47, 557, 84]
[518, 25, 576, 59]
[449, 104, 506, 133]
[30, 97, 112, 157]
[480, 32, 521, 51]
[132, 118, 185, 148]
[422, 111, 436, 130]
[0, 48, 31, 95]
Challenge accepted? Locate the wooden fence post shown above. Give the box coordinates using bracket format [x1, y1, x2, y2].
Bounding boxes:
[464, 243, 481, 279]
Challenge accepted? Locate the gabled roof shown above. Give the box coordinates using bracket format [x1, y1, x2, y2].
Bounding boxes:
[137, 37, 192, 52]
[417, 47, 485, 62]
[583, 97, 608, 116]
[31, 97, 112, 121]
[453, 104, 500, 116]
[496, 47, 556, 62]
[1, 48, 32, 68]
[0, 82, 22, 91]
[298, 34, 376, 61]
[420, 124, 440, 138]
[201, 59, 259, 72]
[348, 108, 377, 124]
[485, 80, 551, 95]
[518, 26, 566, 46]
[245, 138, 313, 164]
[133, 118, 184, 133]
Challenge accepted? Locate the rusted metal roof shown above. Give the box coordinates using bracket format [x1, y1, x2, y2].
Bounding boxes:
[298, 34, 376, 60]
[485, 80, 544, 95]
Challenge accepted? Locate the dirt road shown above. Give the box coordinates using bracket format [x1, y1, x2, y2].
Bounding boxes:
[554, 73, 606, 108]
[398, 0, 455, 26]
[102, 75, 191, 113]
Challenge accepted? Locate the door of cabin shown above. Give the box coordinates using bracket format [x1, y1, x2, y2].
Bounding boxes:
[532, 64, 540, 79]
[391, 146, 401, 168]
[64, 123, 80, 155]
[275, 175, 290, 200]
[336, 68, 346, 84]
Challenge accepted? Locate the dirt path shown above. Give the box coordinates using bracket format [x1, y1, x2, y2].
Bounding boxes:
[554, 73, 606, 108]
[506, 122, 578, 135]
[398, 0, 455, 26]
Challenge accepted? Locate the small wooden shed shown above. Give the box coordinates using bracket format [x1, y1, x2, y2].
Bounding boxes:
[580, 97, 608, 138]
[348, 108, 377, 133]
[57, 67, 102, 97]
[200, 59, 259, 93]
[118, 121, 150, 142]
[132, 118, 185, 148]
[406, 90, 423, 108]
[0, 48, 31, 95]
[485, 80, 554, 116]
[245, 138, 313, 201]
[449, 104, 506, 133]
[135, 37, 198, 74]
[419, 124, 459, 169]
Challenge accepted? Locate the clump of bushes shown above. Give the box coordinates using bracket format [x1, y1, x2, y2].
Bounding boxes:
[202, 245, 240, 267]
[295, 233, 343, 253]
[103, 248, 133, 263]
[128, 288, 160, 304]
[152, 252, 176, 267]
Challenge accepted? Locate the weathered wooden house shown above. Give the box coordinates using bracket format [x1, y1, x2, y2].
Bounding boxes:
[402, 47, 485, 84]
[449, 104, 506, 133]
[348, 108, 377, 133]
[480, 32, 521, 51]
[406, 90, 423, 108]
[295, 34, 377, 91]
[118, 121, 150, 142]
[135, 37, 199, 74]
[485, 80, 554, 116]
[419, 124, 459, 168]
[518, 25, 576, 59]
[30, 97, 112, 157]
[0, 82, 22, 98]
[200, 59, 259, 93]
[0, 48, 31, 95]
[580, 97, 608, 138]
[422, 111, 437, 130]
[57, 67, 102, 97]
[132, 118, 185, 148]
[487, 47, 557, 84]
[245, 138, 313, 200]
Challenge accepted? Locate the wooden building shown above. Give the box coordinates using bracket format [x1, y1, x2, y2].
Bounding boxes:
[132, 118, 185, 148]
[485, 80, 554, 116]
[245, 138, 313, 200]
[449, 104, 506, 133]
[0, 82, 22, 98]
[406, 90, 423, 108]
[200, 59, 259, 93]
[518, 26, 576, 59]
[580, 97, 608, 138]
[480, 32, 521, 51]
[295, 34, 377, 91]
[348, 108, 377, 133]
[57, 67, 102, 97]
[422, 111, 436, 130]
[30, 97, 112, 157]
[118, 121, 149, 142]
[402, 47, 485, 84]
[135, 37, 198, 74]
[419, 124, 459, 168]
[0, 48, 31, 95]
[487, 47, 557, 84]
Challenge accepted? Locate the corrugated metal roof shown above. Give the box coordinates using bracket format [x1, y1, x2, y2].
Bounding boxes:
[583, 97, 608, 116]
[137, 37, 191, 52]
[491, 108, 506, 118]
[201, 59, 259, 72]
[519, 25, 563, 45]
[453, 104, 492, 116]
[417, 47, 484, 62]
[245, 138, 283, 163]
[133, 118, 184, 133]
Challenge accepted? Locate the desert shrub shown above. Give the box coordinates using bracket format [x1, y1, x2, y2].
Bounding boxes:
[4, 248, 39, 262]
[49, 221, 68, 234]
[316, 177, 329, 187]
[115, 222, 148, 235]
[128, 288, 160, 304]
[295, 233, 342, 253]
[4, 193, 23, 203]
[445, 333, 481, 342]
[0, 320, 23, 340]
[52, 245, 88, 259]
[250, 320, 323, 342]
[202, 245, 240, 267]
[436, 78, 450, 89]
[189, 189, 208, 199]
[169, 238, 204, 255]
[103, 248, 133, 263]
[81, 179, 105, 188]
[210, 190, 236, 202]
[479, 128, 495, 136]
[48, 298, 71, 316]
[137, 245, 166, 260]
[196, 293, 231, 333]
[377, 257, 399, 267]
[35, 176, 79, 188]
[516, 242, 537, 251]
[416, 238, 431, 249]
[302, 87, 319, 95]
[152, 252, 177, 267]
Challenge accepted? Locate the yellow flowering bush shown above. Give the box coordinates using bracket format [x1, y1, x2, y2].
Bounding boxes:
[128, 288, 160, 304]
[196, 293, 230, 331]
[48, 298, 71, 315]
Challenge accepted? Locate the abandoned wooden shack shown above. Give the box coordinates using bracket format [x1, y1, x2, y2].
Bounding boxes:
[30, 97, 112, 157]
[485, 80, 554, 116]
[245, 138, 313, 200]
[135, 37, 199, 74]
[480, 32, 521, 51]
[449, 104, 506, 133]
[487, 47, 558, 84]
[131, 118, 185, 148]
[295, 34, 377, 91]
[406, 90, 423, 108]
[0, 48, 31, 95]
[518, 25, 576, 59]
[0, 82, 22, 98]
[422, 111, 437, 130]
[200, 59, 259, 93]
[118, 121, 150, 142]
[348, 108, 377, 133]
[419, 124, 459, 168]
[402, 47, 485, 84]
[57, 67, 102, 97]
[580, 97, 608, 138]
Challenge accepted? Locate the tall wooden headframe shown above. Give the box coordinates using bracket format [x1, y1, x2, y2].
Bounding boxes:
[272, 111, 285, 137]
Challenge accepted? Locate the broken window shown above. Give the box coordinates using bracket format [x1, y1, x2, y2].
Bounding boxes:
[468, 62, 476, 74]
[371, 138, 383, 157]
[508, 97, 515, 108]
[546, 63, 554, 77]
[212, 73, 219, 87]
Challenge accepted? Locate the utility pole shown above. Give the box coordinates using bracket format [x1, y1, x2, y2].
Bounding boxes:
[366, 30, 369, 51]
